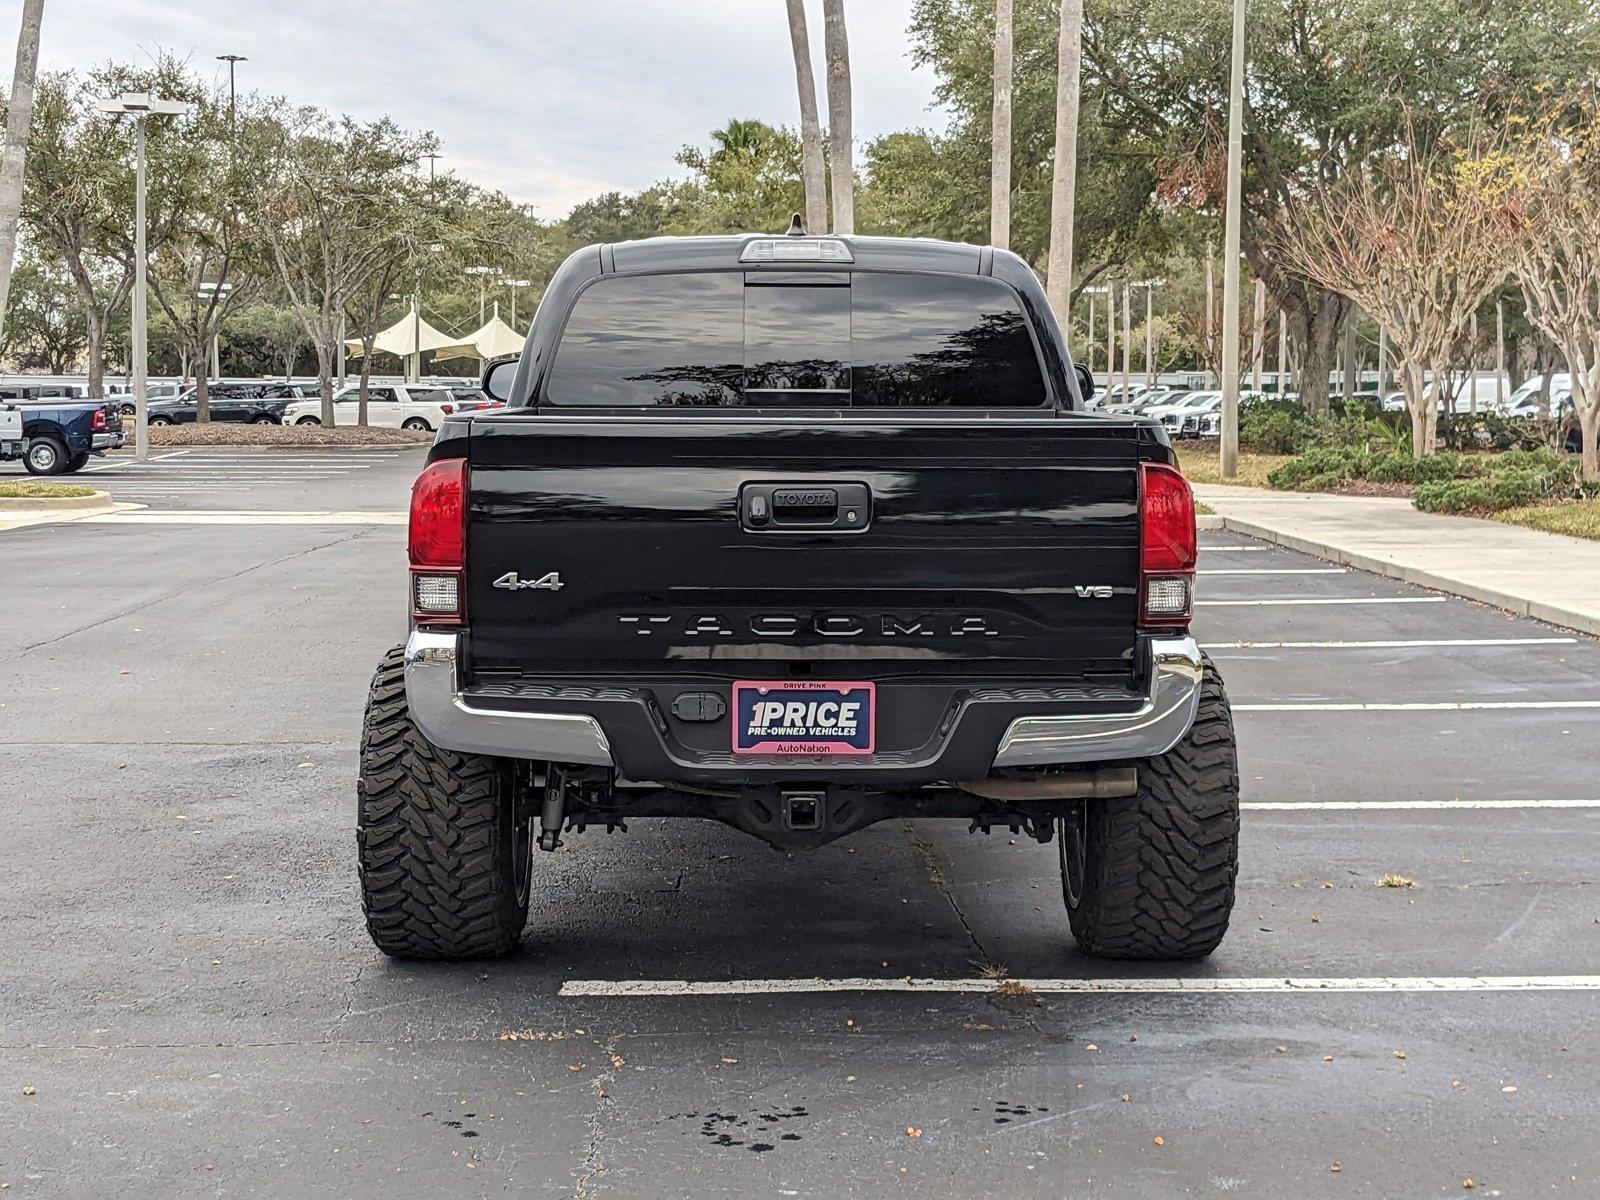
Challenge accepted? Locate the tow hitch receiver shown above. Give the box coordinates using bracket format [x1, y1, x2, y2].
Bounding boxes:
[783, 792, 824, 832]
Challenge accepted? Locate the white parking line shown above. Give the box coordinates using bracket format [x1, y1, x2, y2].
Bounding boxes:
[1200, 568, 1347, 576]
[80, 510, 405, 525]
[1236, 700, 1600, 711]
[558, 975, 1600, 997]
[1205, 637, 1578, 650]
[1202, 597, 1447, 607]
[1246, 798, 1600, 810]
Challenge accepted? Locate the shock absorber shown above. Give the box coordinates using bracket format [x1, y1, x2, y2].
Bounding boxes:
[539, 765, 567, 852]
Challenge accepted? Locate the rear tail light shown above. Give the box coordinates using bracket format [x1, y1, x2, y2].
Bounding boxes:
[440, 403, 455, 415]
[409, 458, 468, 625]
[1138, 462, 1196, 627]
[92, 407, 107, 432]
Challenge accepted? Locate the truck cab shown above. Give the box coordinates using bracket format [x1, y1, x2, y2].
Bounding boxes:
[356, 229, 1239, 964]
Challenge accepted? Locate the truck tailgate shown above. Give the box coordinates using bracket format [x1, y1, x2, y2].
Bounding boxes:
[465, 415, 1142, 682]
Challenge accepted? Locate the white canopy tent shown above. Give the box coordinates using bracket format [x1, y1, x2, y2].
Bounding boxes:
[345, 302, 459, 383]
[431, 310, 525, 364]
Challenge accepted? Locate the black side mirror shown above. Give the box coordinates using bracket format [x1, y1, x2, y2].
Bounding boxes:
[1073, 363, 1096, 404]
[482, 357, 517, 404]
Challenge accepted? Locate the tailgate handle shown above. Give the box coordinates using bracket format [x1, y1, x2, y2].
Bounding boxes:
[741, 482, 870, 531]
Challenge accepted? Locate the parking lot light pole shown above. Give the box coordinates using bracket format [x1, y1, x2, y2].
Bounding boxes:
[96, 92, 192, 462]
[503, 279, 531, 333]
[1133, 279, 1164, 386]
[197, 281, 234, 381]
[466, 265, 497, 325]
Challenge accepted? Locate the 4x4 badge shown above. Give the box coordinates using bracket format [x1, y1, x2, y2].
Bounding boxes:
[493, 571, 564, 592]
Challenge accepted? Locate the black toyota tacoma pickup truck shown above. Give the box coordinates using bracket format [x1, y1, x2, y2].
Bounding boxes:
[358, 228, 1239, 963]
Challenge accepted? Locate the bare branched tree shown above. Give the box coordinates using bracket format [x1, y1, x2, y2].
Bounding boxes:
[1275, 129, 1518, 455]
[1512, 92, 1600, 480]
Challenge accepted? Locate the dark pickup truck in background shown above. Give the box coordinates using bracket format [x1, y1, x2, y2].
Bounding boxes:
[1, 398, 124, 474]
[358, 229, 1239, 964]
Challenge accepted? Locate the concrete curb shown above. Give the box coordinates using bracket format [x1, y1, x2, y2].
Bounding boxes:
[1217, 514, 1600, 639]
[1196, 514, 1225, 531]
[0, 489, 114, 512]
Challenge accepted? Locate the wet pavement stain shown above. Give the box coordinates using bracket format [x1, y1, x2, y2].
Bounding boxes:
[670, 1103, 811, 1151]
[989, 1100, 1049, 1125]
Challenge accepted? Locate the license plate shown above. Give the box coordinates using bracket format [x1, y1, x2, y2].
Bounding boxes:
[731, 681, 875, 755]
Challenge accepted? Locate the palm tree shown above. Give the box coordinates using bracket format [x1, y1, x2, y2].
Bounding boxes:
[0, 0, 46, 341]
[990, 0, 1013, 249]
[785, 0, 828, 235]
[1044, 0, 1084, 327]
[821, 0, 853, 234]
[710, 118, 769, 162]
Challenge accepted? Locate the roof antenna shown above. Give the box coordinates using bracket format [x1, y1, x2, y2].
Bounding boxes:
[785, 212, 807, 237]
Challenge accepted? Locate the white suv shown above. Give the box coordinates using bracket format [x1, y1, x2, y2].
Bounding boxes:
[284, 384, 488, 431]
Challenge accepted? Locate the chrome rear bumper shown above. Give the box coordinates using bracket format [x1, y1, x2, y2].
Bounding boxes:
[403, 630, 1203, 772]
[990, 637, 1203, 766]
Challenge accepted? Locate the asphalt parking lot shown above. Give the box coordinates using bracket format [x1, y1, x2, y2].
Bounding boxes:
[3, 456, 1599, 1197]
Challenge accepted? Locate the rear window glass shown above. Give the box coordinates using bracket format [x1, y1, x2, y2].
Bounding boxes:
[544, 271, 1046, 408]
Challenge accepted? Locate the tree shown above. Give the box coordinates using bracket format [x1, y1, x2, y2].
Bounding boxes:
[1082, 0, 1600, 413]
[257, 108, 430, 422]
[785, 0, 829, 235]
[675, 120, 805, 234]
[143, 89, 263, 420]
[2, 252, 87, 371]
[0, 0, 45, 343]
[990, 0, 1013, 248]
[1513, 92, 1600, 479]
[1044, 0, 1083, 325]
[21, 71, 127, 397]
[902, 1, 1168, 292]
[822, 0, 854, 234]
[1275, 132, 1519, 455]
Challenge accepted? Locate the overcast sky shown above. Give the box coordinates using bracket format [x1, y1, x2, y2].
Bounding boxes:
[33, 0, 950, 218]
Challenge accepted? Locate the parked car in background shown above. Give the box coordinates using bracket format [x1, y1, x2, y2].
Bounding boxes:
[283, 383, 488, 431]
[1, 398, 124, 474]
[110, 383, 184, 414]
[144, 382, 303, 426]
[1098, 382, 1152, 410]
[0, 383, 85, 401]
[1142, 390, 1219, 432]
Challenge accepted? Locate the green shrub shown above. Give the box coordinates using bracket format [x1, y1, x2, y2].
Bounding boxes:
[1330, 396, 1382, 420]
[1304, 409, 1373, 449]
[1267, 446, 1368, 489]
[1239, 407, 1305, 454]
[1413, 471, 1551, 513]
[1437, 413, 1556, 453]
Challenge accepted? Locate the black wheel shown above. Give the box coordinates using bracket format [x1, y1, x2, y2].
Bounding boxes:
[63, 451, 90, 474]
[23, 436, 68, 476]
[148, 414, 173, 427]
[119, 402, 136, 416]
[357, 645, 532, 959]
[1060, 657, 1239, 960]
[249, 414, 277, 425]
[296, 416, 321, 426]
[402, 417, 431, 431]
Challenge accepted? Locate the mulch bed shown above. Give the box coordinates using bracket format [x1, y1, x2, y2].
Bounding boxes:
[142, 424, 432, 447]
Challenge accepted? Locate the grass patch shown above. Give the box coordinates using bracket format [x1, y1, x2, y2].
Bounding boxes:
[1492, 499, 1600, 542]
[1195, 501, 1215, 516]
[146, 423, 432, 447]
[1175, 445, 1294, 488]
[0, 481, 95, 499]
[1377, 874, 1416, 889]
